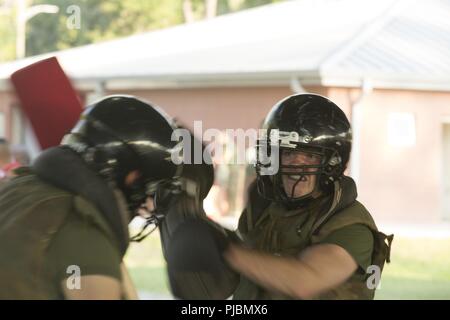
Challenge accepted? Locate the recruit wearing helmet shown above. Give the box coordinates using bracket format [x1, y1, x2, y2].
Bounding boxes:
[255, 93, 352, 207]
[62, 95, 181, 216]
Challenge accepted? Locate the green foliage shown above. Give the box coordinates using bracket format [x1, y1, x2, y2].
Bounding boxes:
[0, 0, 283, 62]
[26, 0, 185, 56]
[0, 7, 16, 61]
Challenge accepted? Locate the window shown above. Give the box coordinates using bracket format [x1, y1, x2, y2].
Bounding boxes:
[387, 112, 416, 147]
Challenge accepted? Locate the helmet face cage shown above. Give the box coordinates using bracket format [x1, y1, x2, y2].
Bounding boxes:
[129, 178, 185, 243]
[254, 93, 351, 207]
[255, 136, 343, 206]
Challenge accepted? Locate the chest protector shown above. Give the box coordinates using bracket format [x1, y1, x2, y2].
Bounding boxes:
[0, 169, 118, 299]
[234, 180, 393, 300]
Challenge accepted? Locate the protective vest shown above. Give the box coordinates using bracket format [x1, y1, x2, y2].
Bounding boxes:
[233, 177, 393, 300]
[0, 169, 120, 299]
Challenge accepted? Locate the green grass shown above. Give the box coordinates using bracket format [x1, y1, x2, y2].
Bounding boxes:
[124, 231, 171, 295]
[127, 266, 170, 294]
[374, 237, 450, 300]
[124, 231, 450, 299]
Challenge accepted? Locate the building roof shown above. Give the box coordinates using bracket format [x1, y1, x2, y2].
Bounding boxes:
[1, 0, 449, 91]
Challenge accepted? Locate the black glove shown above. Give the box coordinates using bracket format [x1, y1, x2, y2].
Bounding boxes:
[166, 218, 231, 275]
[156, 184, 240, 299]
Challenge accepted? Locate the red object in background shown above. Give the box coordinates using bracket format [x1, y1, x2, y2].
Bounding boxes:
[2, 161, 21, 173]
[10, 57, 83, 150]
[0, 161, 21, 180]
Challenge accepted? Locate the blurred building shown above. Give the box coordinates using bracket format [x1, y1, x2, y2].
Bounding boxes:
[0, 0, 450, 225]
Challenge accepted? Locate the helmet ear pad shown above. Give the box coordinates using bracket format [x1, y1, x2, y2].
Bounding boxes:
[318, 150, 345, 192]
[83, 143, 136, 182]
[80, 143, 147, 215]
[85, 146, 111, 171]
[256, 174, 277, 201]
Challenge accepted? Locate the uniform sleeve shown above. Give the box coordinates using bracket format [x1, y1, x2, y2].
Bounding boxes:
[46, 214, 122, 283]
[318, 223, 374, 272]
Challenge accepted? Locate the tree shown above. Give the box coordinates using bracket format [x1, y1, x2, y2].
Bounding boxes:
[0, 0, 16, 61]
[182, 0, 282, 22]
[0, 0, 284, 62]
[26, 0, 185, 56]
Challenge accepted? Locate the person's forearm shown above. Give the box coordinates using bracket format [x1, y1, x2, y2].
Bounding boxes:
[224, 245, 319, 299]
[62, 275, 122, 300]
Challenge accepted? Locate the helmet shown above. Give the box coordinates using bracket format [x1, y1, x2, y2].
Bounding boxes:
[130, 125, 215, 242]
[62, 95, 181, 214]
[255, 93, 352, 207]
[152, 125, 215, 215]
[175, 125, 214, 201]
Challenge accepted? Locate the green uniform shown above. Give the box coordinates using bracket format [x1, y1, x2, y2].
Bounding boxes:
[0, 147, 129, 299]
[233, 176, 393, 300]
[320, 223, 374, 275]
[42, 212, 122, 299]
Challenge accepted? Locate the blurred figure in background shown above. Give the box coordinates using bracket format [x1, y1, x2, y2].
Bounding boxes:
[1, 145, 31, 179]
[0, 138, 12, 180]
[11, 145, 31, 167]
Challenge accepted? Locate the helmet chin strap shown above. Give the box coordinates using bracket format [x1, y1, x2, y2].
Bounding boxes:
[129, 177, 203, 243]
[121, 180, 147, 214]
[129, 181, 175, 243]
[289, 174, 308, 198]
[280, 172, 323, 209]
[129, 211, 161, 242]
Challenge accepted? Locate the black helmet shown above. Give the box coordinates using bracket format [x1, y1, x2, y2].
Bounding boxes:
[255, 93, 352, 206]
[175, 125, 214, 201]
[151, 125, 215, 214]
[62, 95, 181, 213]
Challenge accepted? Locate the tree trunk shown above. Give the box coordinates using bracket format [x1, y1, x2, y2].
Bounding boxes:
[205, 0, 218, 19]
[182, 0, 195, 23]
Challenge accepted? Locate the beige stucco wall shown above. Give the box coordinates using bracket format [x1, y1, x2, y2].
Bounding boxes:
[1, 84, 449, 224]
[109, 86, 326, 131]
[117, 86, 450, 224]
[329, 88, 450, 224]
